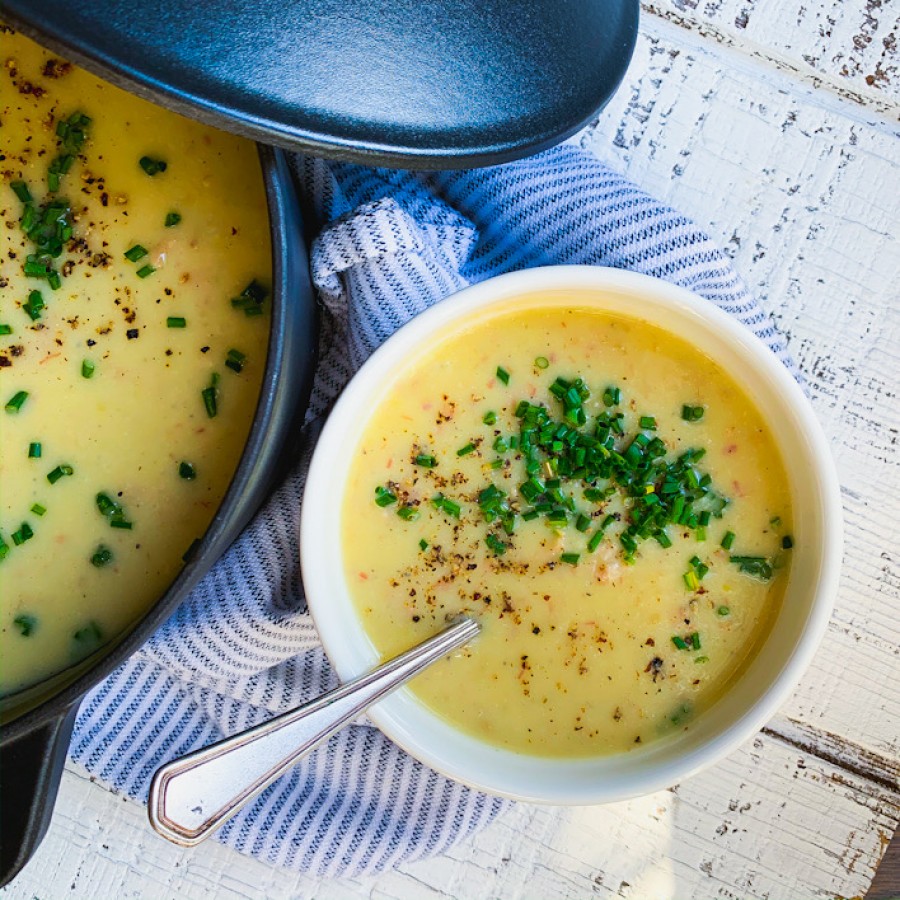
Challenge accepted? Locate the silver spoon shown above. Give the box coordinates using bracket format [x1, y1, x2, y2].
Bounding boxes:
[147, 616, 479, 846]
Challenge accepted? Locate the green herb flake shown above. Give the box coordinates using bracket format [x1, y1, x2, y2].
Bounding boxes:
[136, 264, 156, 279]
[5, 390, 29, 413]
[11, 181, 32, 203]
[23, 289, 45, 321]
[0, 324, 12, 335]
[179, 461, 197, 480]
[496, 366, 510, 385]
[225, 348, 246, 373]
[560, 552, 580, 566]
[30, 503, 47, 517]
[164, 211, 182, 227]
[124, 244, 148, 262]
[81, 359, 96, 379]
[681, 404, 705, 422]
[28, 442, 42, 458]
[167, 316, 187, 329]
[374, 485, 398, 507]
[139, 156, 167, 176]
[47, 463, 74, 484]
[14, 614, 38, 636]
[90, 546, 114, 568]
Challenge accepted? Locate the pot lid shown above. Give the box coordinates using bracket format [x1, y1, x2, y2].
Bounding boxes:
[5, 0, 638, 169]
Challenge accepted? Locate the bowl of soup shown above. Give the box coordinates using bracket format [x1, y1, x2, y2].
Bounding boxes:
[300, 265, 841, 803]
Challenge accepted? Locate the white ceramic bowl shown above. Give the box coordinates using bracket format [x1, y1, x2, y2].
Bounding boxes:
[300, 266, 842, 804]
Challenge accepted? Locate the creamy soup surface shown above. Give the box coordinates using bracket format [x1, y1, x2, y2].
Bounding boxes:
[343, 303, 793, 757]
[0, 28, 271, 694]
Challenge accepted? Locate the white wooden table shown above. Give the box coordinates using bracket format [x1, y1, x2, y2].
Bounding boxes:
[5, 2, 899, 898]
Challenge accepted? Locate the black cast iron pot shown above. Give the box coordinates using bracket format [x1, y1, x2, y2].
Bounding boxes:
[0, 146, 319, 886]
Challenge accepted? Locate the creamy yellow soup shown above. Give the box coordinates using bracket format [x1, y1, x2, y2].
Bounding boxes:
[343, 304, 793, 757]
[0, 29, 271, 694]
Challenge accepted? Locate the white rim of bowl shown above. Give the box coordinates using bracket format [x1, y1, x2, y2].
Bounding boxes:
[300, 265, 843, 804]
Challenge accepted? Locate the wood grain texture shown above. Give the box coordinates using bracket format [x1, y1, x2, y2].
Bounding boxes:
[3, 5, 898, 900]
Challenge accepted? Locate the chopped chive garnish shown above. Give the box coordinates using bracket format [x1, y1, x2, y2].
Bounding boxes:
[0, 534, 8, 560]
[683, 570, 700, 591]
[414, 454, 437, 468]
[11, 522, 35, 545]
[124, 244, 148, 262]
[397, 505, 420, 521]
[225, 348, 246, 373]
[96, 492, 132, 529]
[691, 632, 701, 650]
[136, 264, 156, 278]
[230, 280, 269, 317]
[23, 290, 45, 320]
[456, 443, 476, 457]
[5, 390, 29, 412]
[485, 533, 507, 556]
[90, 546, 114, 567]
[482, 411, 497, 425]
[11, 181, 32, 203]
[13, 614, 37, 636]
[28, 442, 42, 458]
[681, 404, 705, 422]
[431, 494, 461, 518]
[534, 356, 549, 369]
[201, 373, 219, 418]
[575, 513, 591, 533]
[164, 211, 182, 227]
[167, 316, 187, 328]
[671, 636, 689, 650]
[374, 485, 397, 507]
[730, 555, 774, 580]
[770, 516, 782, 527]
[418, 539, 428, 551]
[73, 621, 103, 650]
[47, 464, 74, 484]
[560, 552, 580, 566]
[602, 386, 621, 407]
[31, 503, 47, 516]
[639, 416, 657, 430]
[179, 461, 196, 480]
[721, 530, 735, 550]
[0, 324, 11, 335]
[139, 156, 167, 176]
[496, 366, 510, 385]
[695, 655, 709, 663]
[782, 535, 793, 550]
[717, 605, 731, 616]
[81, 359, 95, 378]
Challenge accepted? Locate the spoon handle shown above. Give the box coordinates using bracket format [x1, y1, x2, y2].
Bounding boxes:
[148, 617, 479, 846]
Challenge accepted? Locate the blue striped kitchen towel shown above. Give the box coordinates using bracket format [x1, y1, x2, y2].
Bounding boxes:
[69, 143, 792, 877]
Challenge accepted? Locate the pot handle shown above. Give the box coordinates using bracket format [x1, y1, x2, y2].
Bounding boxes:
[0, 705, 78, 887]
